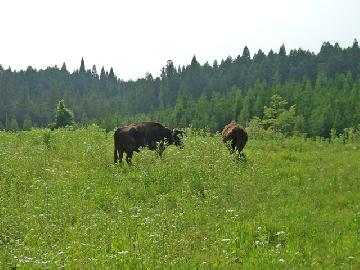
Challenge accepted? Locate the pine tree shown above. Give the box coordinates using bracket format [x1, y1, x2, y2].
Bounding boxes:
[54, 99, 74, 128]
[213, 60, 218, 69]
[352, 38, 359, 49]
[239, 96, 250, 124]
[233, 87, 243, 120]
[261, 94, 297, 135]
[108, 67, 116, 81]
[190, 55, 200, 67]
[79, 57, 85, 73]
[100, 67, 106, 80]
[294, 115, 305, 134]
[61, 62, 67, 72]
[99, 67, 107, 92]
[91, 65, 98, 79]
[23, 115, 33, 130]
[145, 72, 153, 81]
[9, 117, 19, 131]
[242, 46, 251, 62]
[263, 95, 287, 119]
[279, 44, 286, 56]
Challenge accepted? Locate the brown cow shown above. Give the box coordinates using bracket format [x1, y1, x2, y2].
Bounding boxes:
[221, 121, 248, 158]
[114, 122, 184, 164]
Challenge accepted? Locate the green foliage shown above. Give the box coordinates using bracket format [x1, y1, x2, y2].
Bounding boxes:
[22, 115, 33, 131]
[256, 95, 297, 136]
[0, 41, 360, 136]
[239, 96, 250, 124]
[294, 114, 305, 134]
[274, 104, 296, 135]
[263, 94, 288, 121]
[54, 99, 75, 129]
[8, 117, 19, 131]
[330, 127, 360, 144]
[0, 128, 360, 268]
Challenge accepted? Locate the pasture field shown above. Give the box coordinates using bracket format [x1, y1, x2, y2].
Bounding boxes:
[0, 126, 360, 269]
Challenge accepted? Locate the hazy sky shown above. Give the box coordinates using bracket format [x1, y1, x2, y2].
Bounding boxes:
[1, 0, 359, 80]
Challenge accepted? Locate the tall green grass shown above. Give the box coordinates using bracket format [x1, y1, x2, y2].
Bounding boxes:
[0, 126, 359, 269]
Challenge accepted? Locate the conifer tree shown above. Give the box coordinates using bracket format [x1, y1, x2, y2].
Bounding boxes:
[79, 57, 85, 73]
[61, 62, 67, 72]
[108, 67, 116, 81]
[242, 46, 251, 62]
[279, 44, 286, 56]
[9, 117, 19, 131]
[23, 115, 33, 130]
[91, 65, 98, 79]
[100, 67, 106, 79]
[54, 99, 74, 128]
[239, 96, 250, 124]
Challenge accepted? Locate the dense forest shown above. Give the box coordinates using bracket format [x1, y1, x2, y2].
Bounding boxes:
[1, 40, 360, 137]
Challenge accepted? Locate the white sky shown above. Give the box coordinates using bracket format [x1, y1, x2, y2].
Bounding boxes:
[1, 0, 359, 80]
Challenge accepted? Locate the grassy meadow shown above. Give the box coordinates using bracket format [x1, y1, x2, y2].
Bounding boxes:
[0, 126, 360, 269]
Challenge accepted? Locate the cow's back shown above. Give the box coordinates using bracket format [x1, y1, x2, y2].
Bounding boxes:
[222, 121, 248, 149]
[135, 122, 171, 141]
[114, 125, 141, 152]
[222, 121, 238, 142]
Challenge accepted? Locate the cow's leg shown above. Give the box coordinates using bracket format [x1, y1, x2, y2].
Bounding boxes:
[125, 151, 133, 165]
[238, 147, 246, 159]
[118, 149, 124, 163]
[158, 141, 165, 157]
[237, 141, 246, 159]
[114, 144, 124, 164]
[114, 138, 119, 163]
[114, 147, 118, 163]
[230, 140, 236, 155]
[148, 141, 156, 150]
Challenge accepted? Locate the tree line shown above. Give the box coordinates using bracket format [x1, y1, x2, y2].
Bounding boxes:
[0, 40, 359, 137]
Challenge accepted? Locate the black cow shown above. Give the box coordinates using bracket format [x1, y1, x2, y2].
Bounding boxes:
[221, 120, 248, 158]
[114, 122, 184, 164]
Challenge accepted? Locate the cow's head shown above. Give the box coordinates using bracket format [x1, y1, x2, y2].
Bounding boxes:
[171, 129, 185, 147]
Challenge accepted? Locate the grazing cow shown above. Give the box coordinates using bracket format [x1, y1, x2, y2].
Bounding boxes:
[114, 122, 184, 164]
[221, 121, 248, 158]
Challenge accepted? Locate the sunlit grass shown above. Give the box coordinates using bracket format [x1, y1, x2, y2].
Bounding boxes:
[0, 126, 359, 268]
